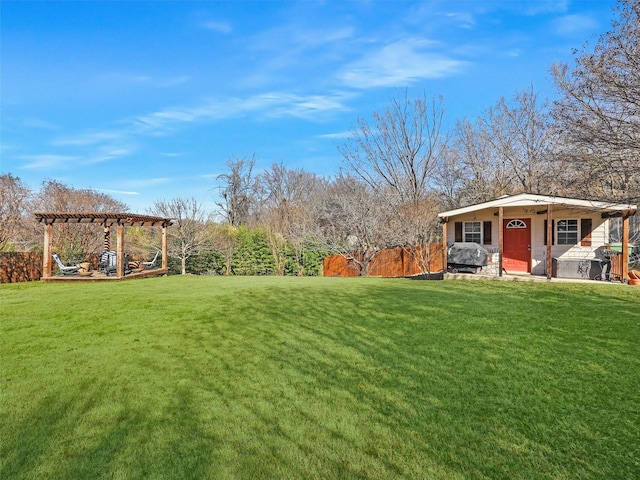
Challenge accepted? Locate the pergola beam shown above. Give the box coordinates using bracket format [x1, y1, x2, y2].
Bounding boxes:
[34, 212, 172, 227]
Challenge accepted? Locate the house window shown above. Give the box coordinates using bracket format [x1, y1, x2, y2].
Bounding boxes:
[506, 219, 526, 228]
[557, 219, 578, 245]
[464, 221, 482, 243]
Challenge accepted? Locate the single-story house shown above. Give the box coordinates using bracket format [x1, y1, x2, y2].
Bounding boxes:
[438, 193, 637, 281]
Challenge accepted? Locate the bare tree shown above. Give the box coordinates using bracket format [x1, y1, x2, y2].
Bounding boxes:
[482, 86, 556, 194]
[551, 0, 640, 204]
[149, 197, 210, 275]
[36, 179, 127, 213]
[0, 174, 33, 251]
[33, 179, 128, 258]
[209, 224, 238, 276]
[396, 196, 442, 274]
[433, 145, 467, 210]
[340, 91, 447, 207]
[438, 87, 558, 208]
[449, 116, 515, 204]
[317, 174, 397, 276]
[258, 163, 327, 275]
[216, 155, 257, 226]
[338, 91, 448, 273]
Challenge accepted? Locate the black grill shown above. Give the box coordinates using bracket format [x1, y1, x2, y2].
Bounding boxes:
[447, 242, 489, 273]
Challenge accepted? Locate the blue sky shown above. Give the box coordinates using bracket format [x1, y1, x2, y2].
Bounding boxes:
[1, 0, 617, 213]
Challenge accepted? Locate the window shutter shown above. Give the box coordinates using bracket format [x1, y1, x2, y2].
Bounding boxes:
[544, 220, 555, 245]
[581, 218, 592, 246]
[483, 221, 492, 245]
[455, 222, 462, 242]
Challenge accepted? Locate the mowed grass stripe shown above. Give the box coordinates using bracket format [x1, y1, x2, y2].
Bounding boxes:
[1, 277, 638, 479]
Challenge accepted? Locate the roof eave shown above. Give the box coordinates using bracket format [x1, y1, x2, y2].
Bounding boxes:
[438, 193, 638, 218]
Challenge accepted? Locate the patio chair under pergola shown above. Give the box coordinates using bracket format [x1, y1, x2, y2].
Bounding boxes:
[35, 212, 173, 281]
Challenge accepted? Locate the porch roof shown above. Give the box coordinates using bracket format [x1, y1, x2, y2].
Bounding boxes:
[438, 193, 637, 219]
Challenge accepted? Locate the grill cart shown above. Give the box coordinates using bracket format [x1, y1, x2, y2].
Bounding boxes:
[447, 242, 489, 273]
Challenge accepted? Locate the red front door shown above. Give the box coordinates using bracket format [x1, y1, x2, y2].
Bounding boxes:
[503, 218, 531, 273]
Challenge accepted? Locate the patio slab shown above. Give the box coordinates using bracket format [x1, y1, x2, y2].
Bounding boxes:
[41, 268, 168, 283]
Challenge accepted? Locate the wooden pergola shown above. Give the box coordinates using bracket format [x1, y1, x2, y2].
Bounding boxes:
[35, 212, 173, 281]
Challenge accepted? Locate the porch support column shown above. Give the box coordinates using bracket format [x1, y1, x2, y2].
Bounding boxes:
[498, 207, 504, 277]
[622, 212, 630, 283]
[162, 223, 168, 270]
[441, 218, 447, 274]
[116, 222, 125, 277]
[42, 222, 53, 279]
[546, 205, 553, 280]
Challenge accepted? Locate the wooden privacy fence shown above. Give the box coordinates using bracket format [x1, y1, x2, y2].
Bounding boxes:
[323, 244, 444, 277]
[0, 252, 106, 283]
[610, 251, 626, 281]
[0, 252, 43, 283]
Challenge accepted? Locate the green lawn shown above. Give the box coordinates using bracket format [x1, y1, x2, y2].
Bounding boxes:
[1, 276, 639, 479]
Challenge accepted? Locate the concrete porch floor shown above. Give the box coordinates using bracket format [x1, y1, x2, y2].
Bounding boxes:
[444, 272, 627, 284]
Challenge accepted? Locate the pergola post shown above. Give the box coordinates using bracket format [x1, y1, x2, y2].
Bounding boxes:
[546, 205, 553, 280]
[162, 224, 168, 270]
[498, 207, 504, 277]
[116, 222, 125, 277]
[43, 222, 53, 278]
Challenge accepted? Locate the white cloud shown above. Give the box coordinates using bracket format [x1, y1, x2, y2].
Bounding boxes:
[99, 188, 140, 196]
[131, 91, 353, 134]
[340, 38, 467, 88]
[84, 146, 135, 165]
[53, 131, 123, 147]
[552, 14, 597, 37]
[23, 118, 57, 130]
[255, 93, 353, 120]
[98, 72, 190, 88]
[198, 172, 223, 180]
[504, 49, 523, 58]
[152, 75, 190, 88]
[20, 154, 78, 170]
[201, 20, 232, 34]
[244, 24, 356, 81]
[251, 24, 354, 54]
[28, 92, 353, 176]
[112, 177, 172, 194]
[444, 12, 476, 29]
[470, 0, 569, 16]
[522, 0, 569, 15]
[289, 26, 355, 51]
[317, 131, 352, 140]
[123, 177, 172, 189]
[159, 152, 186, 157]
